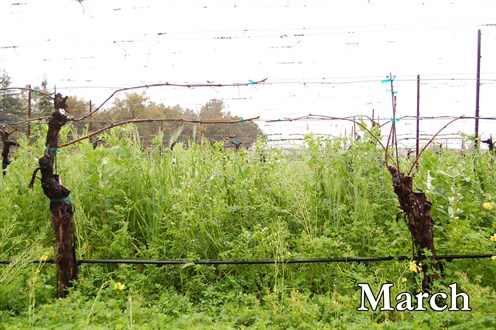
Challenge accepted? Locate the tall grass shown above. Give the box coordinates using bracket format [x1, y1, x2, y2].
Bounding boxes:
[0, 125, 495, 328]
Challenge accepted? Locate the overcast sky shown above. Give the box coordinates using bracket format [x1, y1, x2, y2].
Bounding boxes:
[1, 0, 495, 147]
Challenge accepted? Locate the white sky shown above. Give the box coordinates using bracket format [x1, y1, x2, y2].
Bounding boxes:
[1, 0, 496, 147]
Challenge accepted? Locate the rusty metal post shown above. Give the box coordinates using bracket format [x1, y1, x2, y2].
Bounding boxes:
[88, 100, 93, 144]
[416, 75, 420, 158]
[353, 116, 356, 139]
[389, 73, 399, 167]
[474, 29, 481, 148]
[28, 85, 32, 140]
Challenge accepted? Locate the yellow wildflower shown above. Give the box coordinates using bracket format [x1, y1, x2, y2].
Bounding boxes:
[408, 261, 422, 273]
[401, 277, 408, 283]
[491, 256, 496, 261]
[490, 234, 496, 242]
[483, 202, 494, 210]
[113, 282, 125, 291]
[40, 254, 48, 261]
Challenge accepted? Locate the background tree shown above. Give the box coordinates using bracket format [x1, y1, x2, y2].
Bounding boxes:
[66, 96, 92, 137]
[0, 71, 24, 123]
[110, 92, 148, 121]
[144, 102, 197, 146]
[199, 99, 263, 148]
[66, 96, 90, 119]
[33, 77, 53, 116]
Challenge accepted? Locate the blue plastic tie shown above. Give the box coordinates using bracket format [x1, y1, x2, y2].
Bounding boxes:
[381, 76, 396, 84]
[51, 195, 71, 203]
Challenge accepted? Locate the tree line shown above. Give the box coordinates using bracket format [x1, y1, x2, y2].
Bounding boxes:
[1, 71, 263, 149]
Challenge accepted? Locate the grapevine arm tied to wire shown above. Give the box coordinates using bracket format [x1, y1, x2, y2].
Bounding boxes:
[73, 78, 268, 122]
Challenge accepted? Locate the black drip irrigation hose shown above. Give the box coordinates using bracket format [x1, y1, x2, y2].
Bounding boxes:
[0, 254, 494, 266]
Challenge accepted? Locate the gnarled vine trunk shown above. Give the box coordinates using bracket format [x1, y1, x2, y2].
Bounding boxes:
[1, 129, 19, 176]
[388, 166, 441, 290]
[37, 94, 78, 297]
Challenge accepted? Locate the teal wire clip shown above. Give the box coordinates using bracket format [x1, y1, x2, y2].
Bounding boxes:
[382, 76, 397, 93]
[248, 80, 255, 85]
[49, 147, 61, 154]
[51, 195, 71, 203]
[390, 118, 400, 123]
[381, 76, 396, 83]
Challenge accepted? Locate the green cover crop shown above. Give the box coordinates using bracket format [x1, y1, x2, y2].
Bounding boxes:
[0, 126, 495, 329]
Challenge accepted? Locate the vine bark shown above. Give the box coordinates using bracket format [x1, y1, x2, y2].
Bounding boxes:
[0, 128, 19, 176]
[35, 93, 77, 297]
[388, 166, 441, 290]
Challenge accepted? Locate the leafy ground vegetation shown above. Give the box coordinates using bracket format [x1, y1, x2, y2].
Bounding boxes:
[0, 125, 495, 329]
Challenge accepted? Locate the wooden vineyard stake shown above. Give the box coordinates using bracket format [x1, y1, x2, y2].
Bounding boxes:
[32, 93, 78, 298]
[388, 166, 441, 290]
